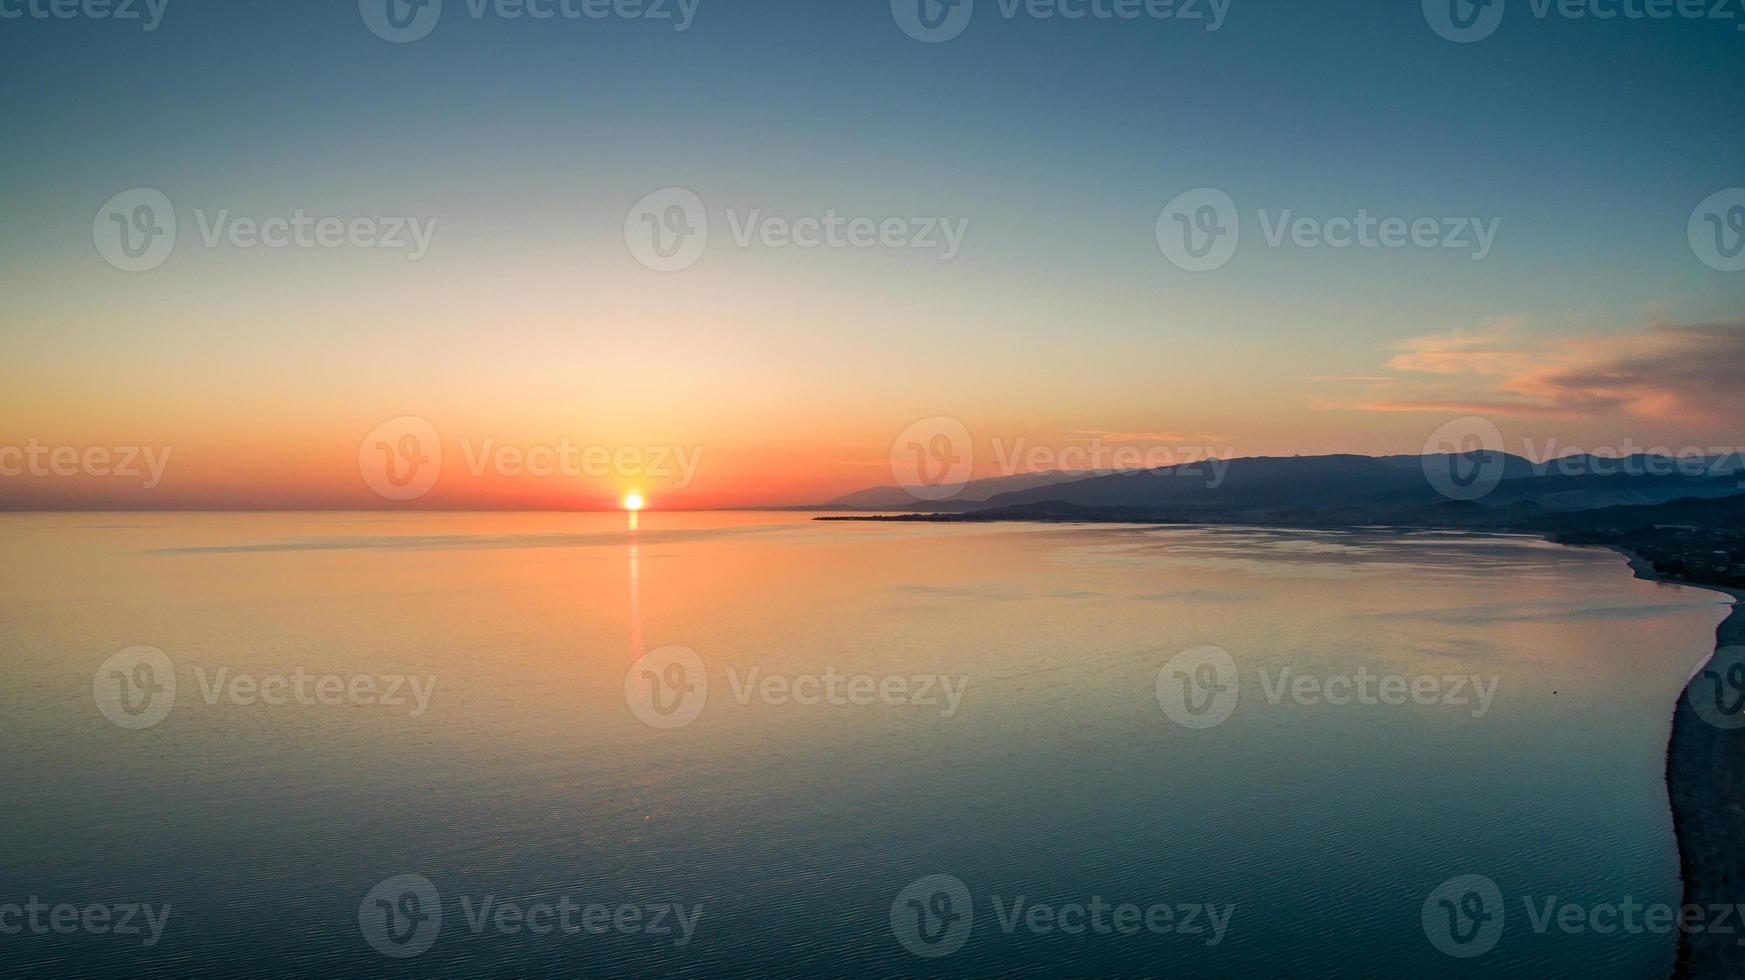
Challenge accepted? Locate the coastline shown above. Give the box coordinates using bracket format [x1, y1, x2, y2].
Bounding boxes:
[1614, 548, 1745, 980]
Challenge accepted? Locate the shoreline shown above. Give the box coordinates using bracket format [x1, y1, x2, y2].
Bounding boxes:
[1613, 548, 1745, 980]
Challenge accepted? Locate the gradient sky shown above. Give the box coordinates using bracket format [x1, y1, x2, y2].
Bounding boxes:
[2, 0, 1742, 508]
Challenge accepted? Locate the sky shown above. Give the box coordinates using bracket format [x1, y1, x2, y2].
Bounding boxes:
[1, 0, 1742, 508]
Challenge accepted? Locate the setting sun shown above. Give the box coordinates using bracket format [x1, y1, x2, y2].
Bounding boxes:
[622, 493, 645, 512]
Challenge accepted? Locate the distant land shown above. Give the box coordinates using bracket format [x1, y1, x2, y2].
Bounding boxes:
[820, 470, 1088, 510]
[821, 451, 1745, 591]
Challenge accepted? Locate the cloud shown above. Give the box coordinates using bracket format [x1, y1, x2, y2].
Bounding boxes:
[1068, 429, 1231, 444]
[1336, 318, 1745, 424]
[1383, 316, 1532, 376]
[1503, 322, 1745, 423]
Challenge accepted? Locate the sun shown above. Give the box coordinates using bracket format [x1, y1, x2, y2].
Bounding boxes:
[622, 492, 645, 512]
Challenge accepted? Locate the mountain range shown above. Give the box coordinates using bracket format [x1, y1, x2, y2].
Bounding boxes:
[823, 453, 1745, 527]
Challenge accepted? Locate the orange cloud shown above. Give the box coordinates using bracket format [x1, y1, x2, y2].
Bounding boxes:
[1339, 318, 1745, 425]
[1382, 316, 1533, 376]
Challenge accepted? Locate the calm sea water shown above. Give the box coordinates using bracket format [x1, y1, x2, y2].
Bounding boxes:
[0, 513, 1731, 977]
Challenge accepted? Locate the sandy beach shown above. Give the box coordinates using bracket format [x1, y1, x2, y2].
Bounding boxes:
[1618, 550, 1745, 980]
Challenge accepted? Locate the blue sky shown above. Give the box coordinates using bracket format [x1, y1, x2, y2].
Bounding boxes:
[1, 0, 1742, 505]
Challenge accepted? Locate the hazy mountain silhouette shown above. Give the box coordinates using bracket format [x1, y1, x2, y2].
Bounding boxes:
[826, 453, 1745, 523]
[822, 470, 1093, 509]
